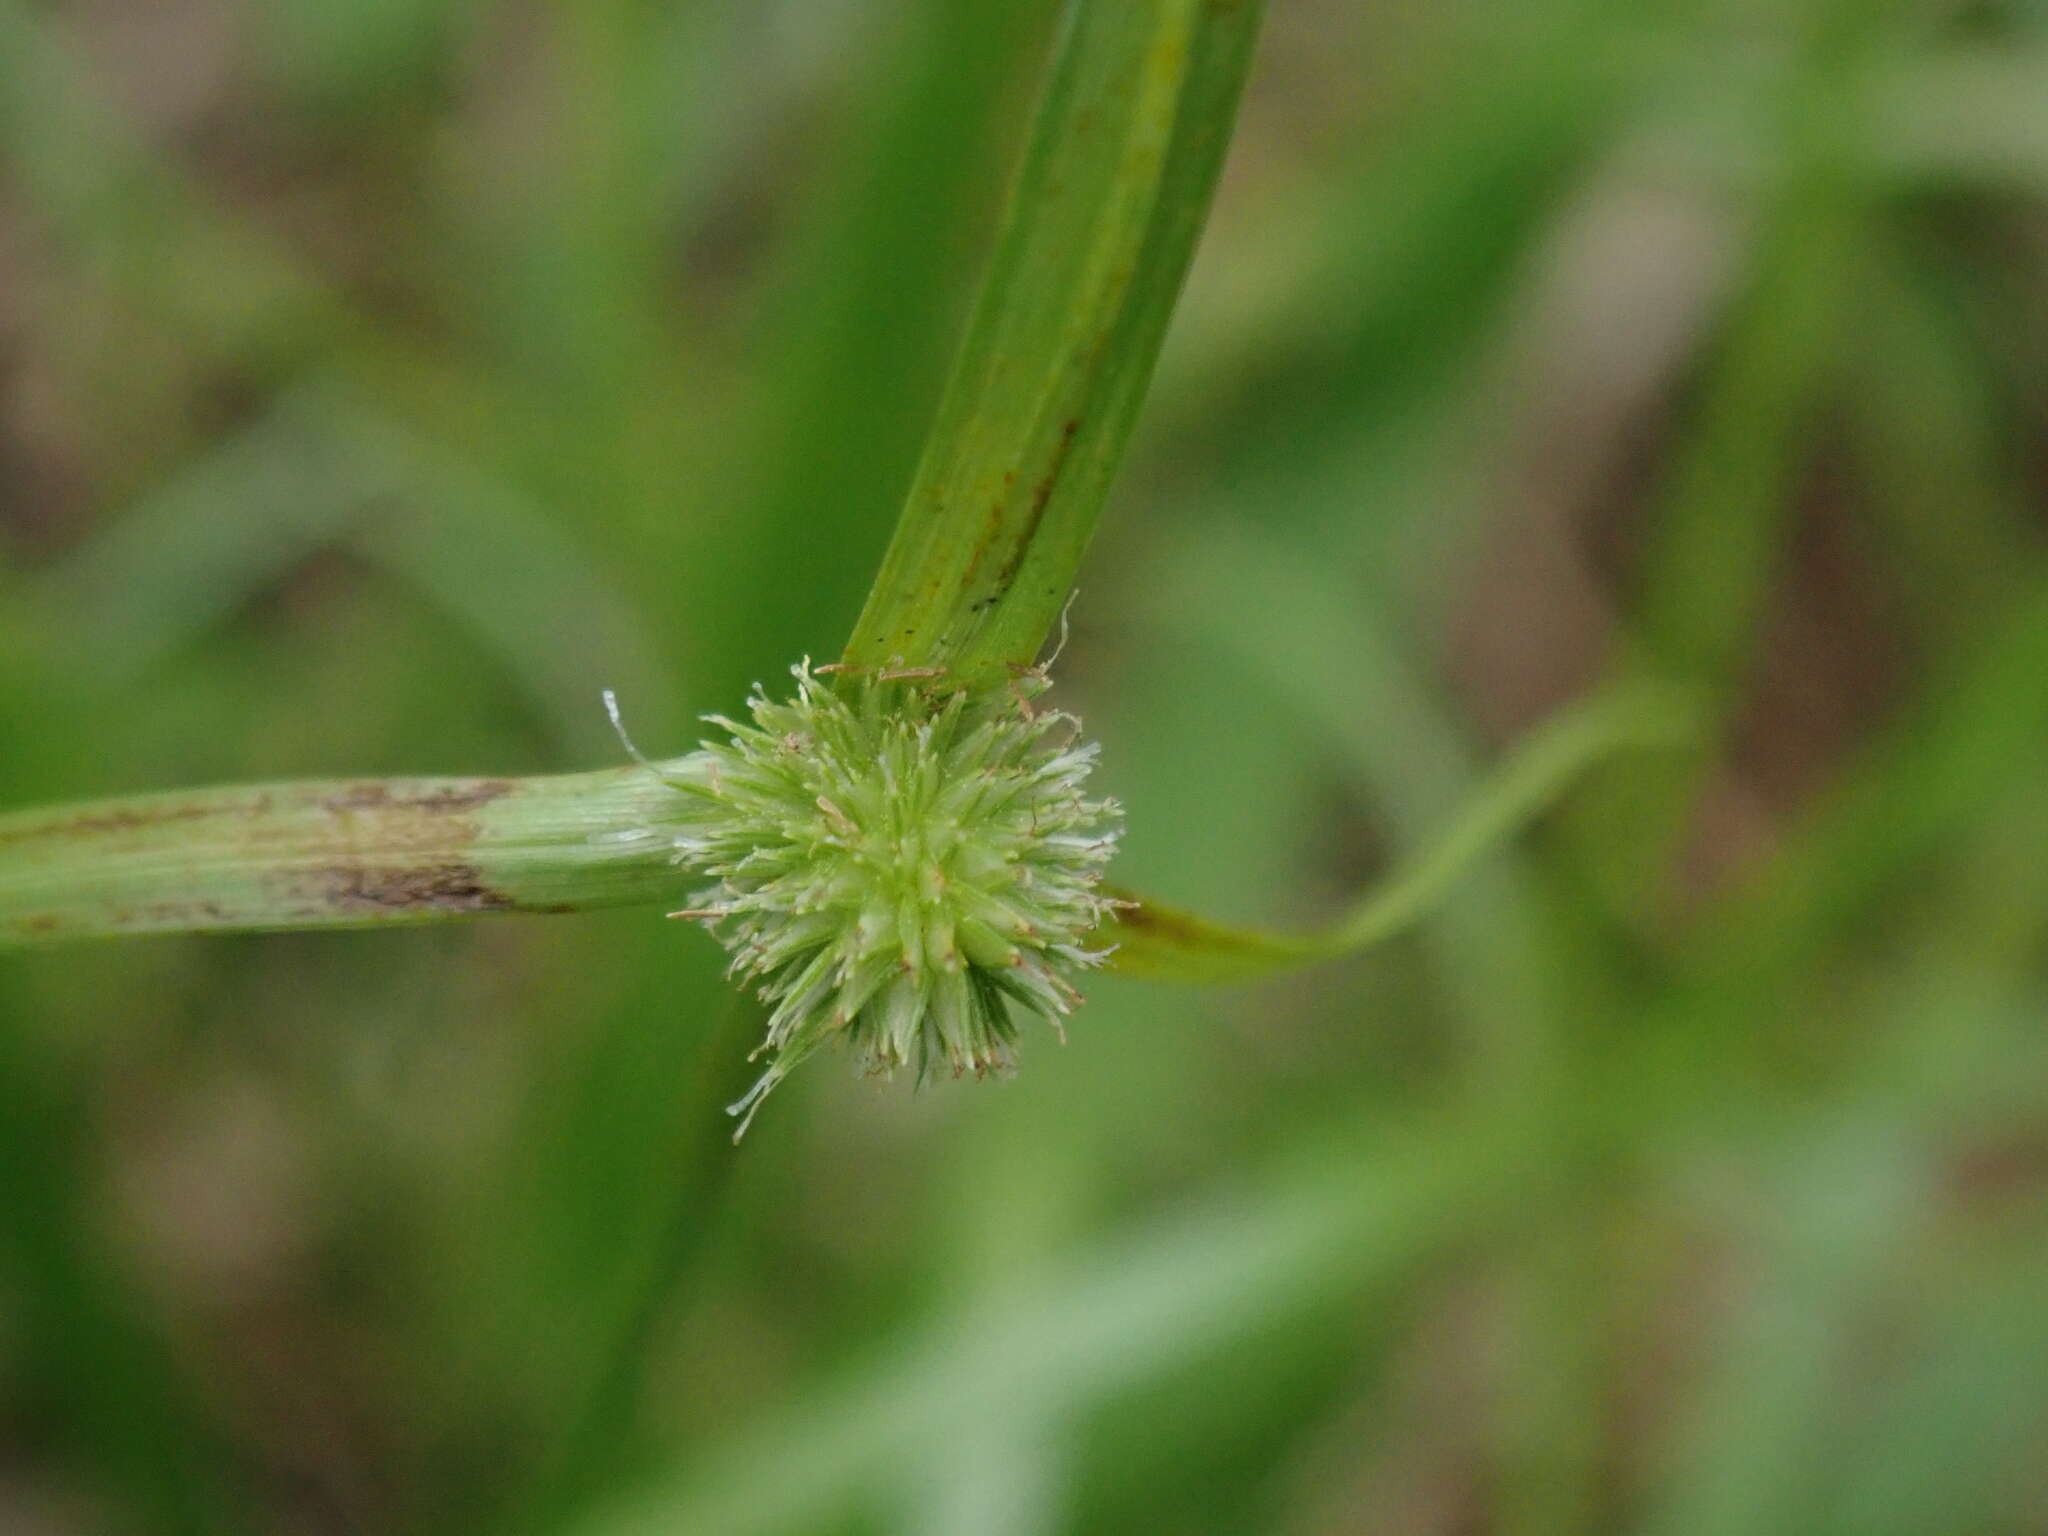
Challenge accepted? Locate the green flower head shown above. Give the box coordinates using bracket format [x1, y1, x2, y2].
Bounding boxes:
[629, 662, 1123, 1135]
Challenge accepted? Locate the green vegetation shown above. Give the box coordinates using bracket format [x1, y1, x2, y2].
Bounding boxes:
[4, 1, 2048, 1533]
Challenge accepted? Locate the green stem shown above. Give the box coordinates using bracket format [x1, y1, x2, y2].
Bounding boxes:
[0, 766, 693, 945]
[841, 0, 1265, 681]
[0, 0, 1267, 950]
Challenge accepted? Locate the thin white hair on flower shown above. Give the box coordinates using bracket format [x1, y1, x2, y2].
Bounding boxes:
[623, 660, 1122, 1137]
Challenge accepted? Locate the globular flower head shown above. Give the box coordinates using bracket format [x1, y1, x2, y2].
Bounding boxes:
[647, 662, 1122, 1134]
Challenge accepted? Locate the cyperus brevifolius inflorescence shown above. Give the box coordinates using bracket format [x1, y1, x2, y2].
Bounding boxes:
[619, 662, 1123, 1134]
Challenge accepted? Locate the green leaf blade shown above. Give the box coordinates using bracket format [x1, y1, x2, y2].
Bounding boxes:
[842, 0, 1266, 681]
[1100, 686, 1696, 985]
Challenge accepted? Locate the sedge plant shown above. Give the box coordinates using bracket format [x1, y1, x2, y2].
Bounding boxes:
[0, 0, 1680, 1137]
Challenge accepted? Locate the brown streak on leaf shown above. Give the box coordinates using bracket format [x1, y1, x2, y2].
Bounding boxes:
[285, 864, 517, 916]
[322, 781, 515, 815]
[0, 797, 269, 848]
[988, 418, 1082, 602]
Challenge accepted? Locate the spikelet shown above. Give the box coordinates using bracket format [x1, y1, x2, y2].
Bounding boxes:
[624, 663, 1122, 1135]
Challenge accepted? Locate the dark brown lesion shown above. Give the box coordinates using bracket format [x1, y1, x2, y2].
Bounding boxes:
[99, 900, 235, 932]
[988, 416, 1082, 599]
[290, 863, 516, 916]
[11, 867, 532, 942]
[0, 769, 671, 943]
[0, 796, 271, 849]
[320, 781, 515, 816]
[0, 778, 513, 852]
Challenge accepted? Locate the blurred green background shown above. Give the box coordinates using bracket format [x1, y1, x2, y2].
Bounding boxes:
[5, 0, 2048, 1532]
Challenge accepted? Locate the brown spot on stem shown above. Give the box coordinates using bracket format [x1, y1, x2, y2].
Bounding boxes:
[0, 798, 260, 848]
[293, 863, 516, 916]
[323, 781, 514, 815]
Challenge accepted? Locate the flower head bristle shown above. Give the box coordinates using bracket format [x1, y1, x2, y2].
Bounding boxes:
[641, 661, 1122, 1136]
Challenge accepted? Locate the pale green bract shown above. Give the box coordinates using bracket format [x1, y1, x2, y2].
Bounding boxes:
[630, 663, 1123, 1135]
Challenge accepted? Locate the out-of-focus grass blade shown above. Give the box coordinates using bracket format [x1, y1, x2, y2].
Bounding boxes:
[577, 1102, 1524, 1536]
[28, 382, 681, 753]
[1176, 0, 1628, 494]
[1683, 572, 2048, 989]
[1817, 1245, 2048, 1536]
[1878, 47, 2048, 195]
[1127, 511, 1623, 1533]
[24, 402, 365, 684]
[1641, 1118, 1922, 1536]
[0, 0, 339, 366]
[0, 0, 550, 462]
[0, 967, 241, 1532]
[1846, 238, 2033, 631]
[327, 400, 686, 756]
[842, 0, 1265, 682]
[688, 0, 1057, 694]
[1103, 685, 1693, 985]
[1563, 14, 1884, 910]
